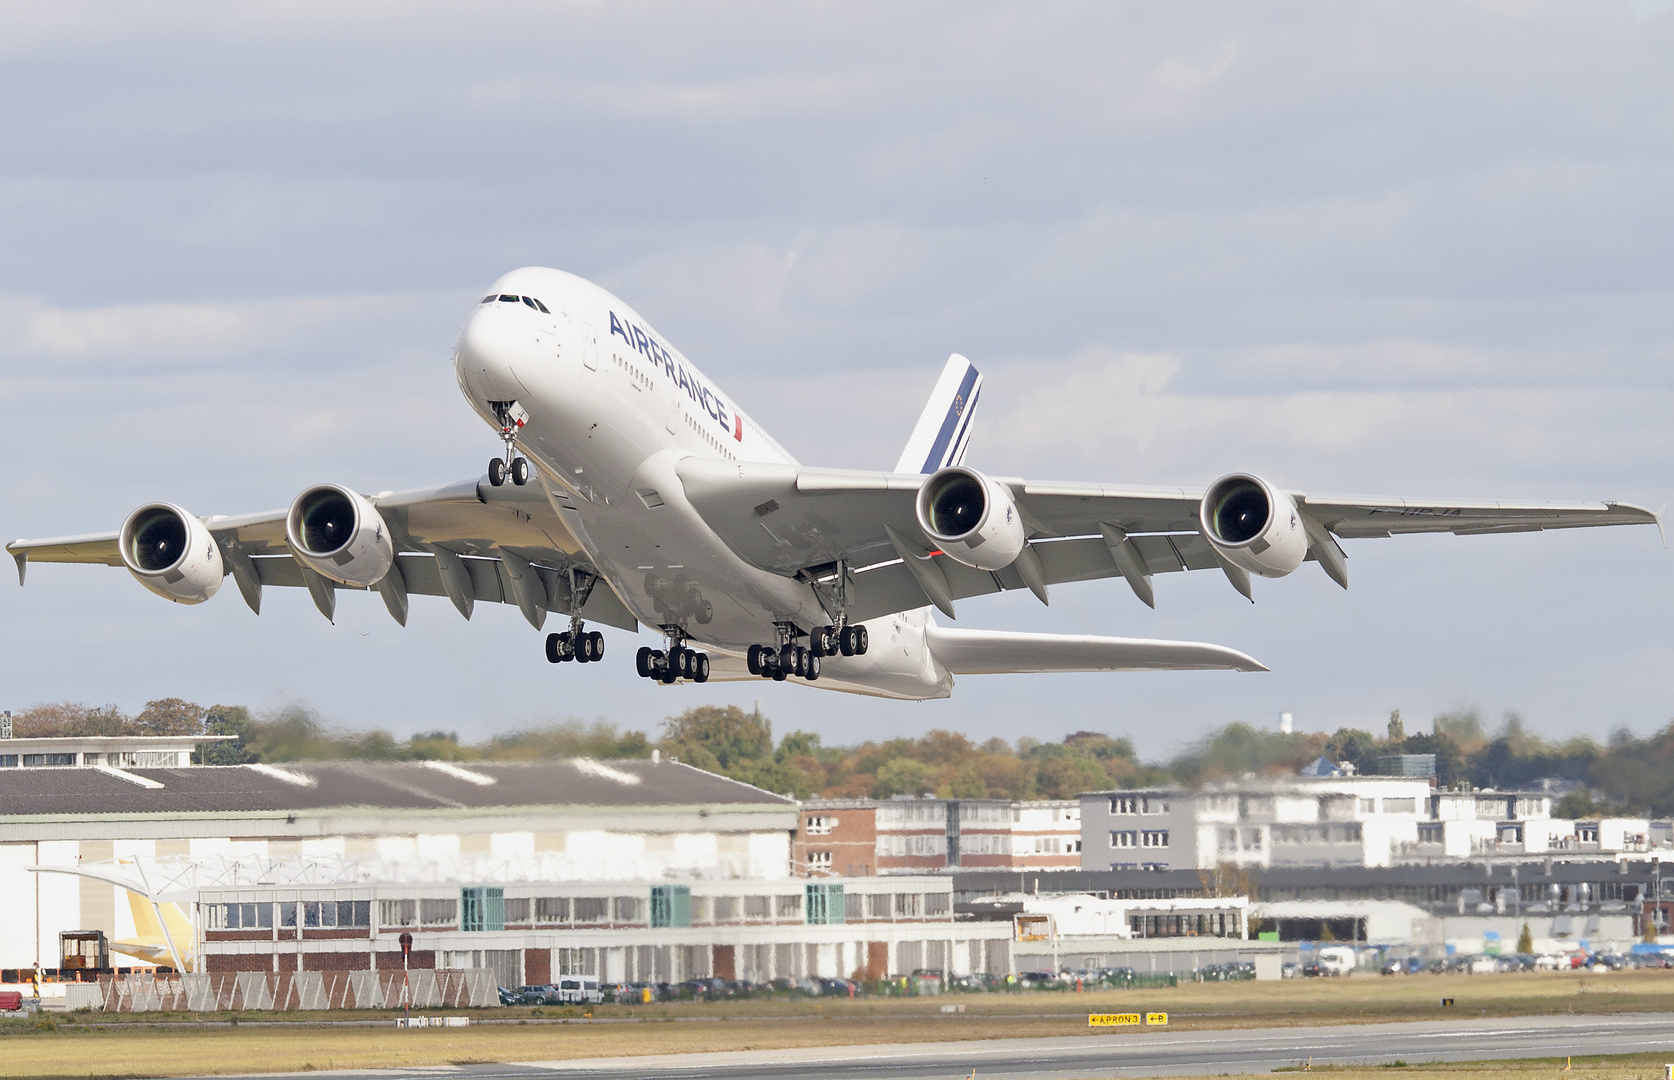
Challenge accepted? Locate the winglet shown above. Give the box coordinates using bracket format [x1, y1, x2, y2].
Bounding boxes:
[10, 547, 25, 586]
[1658, 504, 1667, 549]
[895, 354, 982, 474]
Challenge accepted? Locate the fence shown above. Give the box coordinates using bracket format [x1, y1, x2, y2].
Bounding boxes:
[62, 969, 497, 1012]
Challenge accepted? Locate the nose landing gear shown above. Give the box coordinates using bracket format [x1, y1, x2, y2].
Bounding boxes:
[487, 400, 532, 487]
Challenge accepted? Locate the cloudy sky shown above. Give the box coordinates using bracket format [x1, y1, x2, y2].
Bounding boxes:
[2, 2, 1670, 757]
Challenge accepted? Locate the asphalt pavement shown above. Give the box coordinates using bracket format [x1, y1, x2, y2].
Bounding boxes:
[237, 1011, 1674, 1080]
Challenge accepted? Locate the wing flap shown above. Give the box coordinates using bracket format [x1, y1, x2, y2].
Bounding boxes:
[925, 621, 1266, 674]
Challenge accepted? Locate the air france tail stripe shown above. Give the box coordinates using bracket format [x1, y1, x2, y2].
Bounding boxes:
[920, 365, 983, 474]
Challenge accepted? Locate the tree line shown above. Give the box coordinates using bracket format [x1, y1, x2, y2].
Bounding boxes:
[10, 699, 1674, 814]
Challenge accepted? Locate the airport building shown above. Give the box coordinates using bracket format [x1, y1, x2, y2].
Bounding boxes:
[794, 796, 1082, 876]
[1079, 771, 1671, 871]
[0, 752, 1011, 992]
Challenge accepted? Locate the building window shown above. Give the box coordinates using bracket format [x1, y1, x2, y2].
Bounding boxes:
[651, 885, 691, 928]
[1110, 796, 1138, 814]
[713, 896, 738, 921]
[1382, 798, 1417, 814]
[744, 895, 772, 919]
[1359, 798, 1377, 813]
[775, 894, 802, 918]
[460, 887, 505, 932]
[807, 851, 833, 872]
[805, 815, 834, 836]
[1141, 830, 1169, 848]
[420, 898, 457, 925]
[894, 893, 922, 918]
[22, 753, 76, 767]
[1033, 837, 1061, 854]
[303, 900, 370, 928]
[867, 893, 890, 918]
[613, 896, 644, 923]
[1068, 838, 1081, 853]
[535, 897, 570, 923]
[573, 897, 609, 923]
[503, 897, 531, 923]
[924, 893, 950, 917]
[379, 899, 417, 927]
[805, 883, 845, 925]
[0, 755, 16, 767]
[207, 903, 273, 930]
[1418, 824, 1444, 843]
[1140, 796, 1168, 815]
[1110, 830, 1137, 849]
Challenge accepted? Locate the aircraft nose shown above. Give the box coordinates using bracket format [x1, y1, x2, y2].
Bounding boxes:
[455, 305, 527, 402]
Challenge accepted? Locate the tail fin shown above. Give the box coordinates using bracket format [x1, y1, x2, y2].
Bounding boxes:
[894, 354, 982, 474]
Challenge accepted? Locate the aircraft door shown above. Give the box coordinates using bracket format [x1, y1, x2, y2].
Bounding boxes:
[580, 322, 599, 370]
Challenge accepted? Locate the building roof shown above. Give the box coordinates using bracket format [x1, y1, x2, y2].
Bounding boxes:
[0, 758, 792, 821]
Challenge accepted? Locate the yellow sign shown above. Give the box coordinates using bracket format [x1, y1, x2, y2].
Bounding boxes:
[1147, 1012, 1168, 1026]
[1089, 1013, 1142, 1027]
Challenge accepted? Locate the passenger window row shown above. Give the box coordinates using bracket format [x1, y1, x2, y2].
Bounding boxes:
[480, 293, 551, 314]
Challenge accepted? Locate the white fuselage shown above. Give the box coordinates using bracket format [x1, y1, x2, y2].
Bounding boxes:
[453, 267, 951, 699]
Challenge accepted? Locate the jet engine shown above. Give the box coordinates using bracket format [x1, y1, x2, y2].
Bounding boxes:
[914, 466, 1027, 572]
[119, 503, 225, 604]
[285, 484, 394, 588]
[1198, 473, 1307, 578]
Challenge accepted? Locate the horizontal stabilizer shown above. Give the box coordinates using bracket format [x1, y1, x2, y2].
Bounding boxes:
[925, 620, 1266, 674]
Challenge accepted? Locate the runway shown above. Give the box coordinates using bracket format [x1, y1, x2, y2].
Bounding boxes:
[242, 1011, 1674, 1080]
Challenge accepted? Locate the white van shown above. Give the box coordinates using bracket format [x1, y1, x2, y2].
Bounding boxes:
[1316, 946, 1358, 976]
[554, 975, 603, 1004]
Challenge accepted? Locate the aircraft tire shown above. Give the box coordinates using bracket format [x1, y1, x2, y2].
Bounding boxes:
[806, 653, 820, 681]
[510, 457, 530, 486]
[636, 646, 654, 677]
[488, 457, 507, 486]
[747, 644, 762, 675]
[839, 626, 855, 656]
[588, 630, 604, 660]
[779, 643, 796, 674]
[771, 668, 786, 682]
[855, 625, 869, 654]
[694, 654, 710, 683]
[546, 632, 568, 664]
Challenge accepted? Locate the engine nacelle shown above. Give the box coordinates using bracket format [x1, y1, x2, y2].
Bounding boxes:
[285, 484, 394, 588]
[1199, 473, 1308, 578]
[119, 503, 225, 604]
[914, 466, 1028, 572]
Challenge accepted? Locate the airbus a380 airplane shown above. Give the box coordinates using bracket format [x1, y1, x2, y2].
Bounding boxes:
[9, 268, 1661, 699]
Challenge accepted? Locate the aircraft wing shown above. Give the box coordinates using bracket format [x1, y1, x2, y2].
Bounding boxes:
[7, 477, 639, 632]
[674, 458, 1660, 623]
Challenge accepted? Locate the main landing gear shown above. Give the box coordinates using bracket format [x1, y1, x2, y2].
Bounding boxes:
[546, 618, 604, 664]
[636, 628, 710, 684]
[487, 400, 531, 487]
[747, 624, 867, 682]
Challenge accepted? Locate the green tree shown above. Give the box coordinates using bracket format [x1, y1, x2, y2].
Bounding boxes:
[1517, 922, 1533, 954]
[875, 757, 936, 797]
[942, 764, 987, 798]
[134, 698, 205, 736]
[658, 705, 773, 771]
[1387, 710, 1404, 740]
[195, 705, 256, 764]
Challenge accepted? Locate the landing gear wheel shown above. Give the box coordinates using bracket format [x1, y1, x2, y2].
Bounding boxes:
[747, 644, 764, 675]
[694, 653, 710, 683]
[488, 457, 507, 487]
[805, 652, 820, 681]
[793, 646, 808, 678]
[661, 656, 679, 684]
[636, 646, 654, 677]
[587, 630, 604, 661]
[771, 667, 787, 682]
[510, 457, 530, 486]
[779, 643, 796, 675]
[854, 625, 869, 655]
[576, 634, 593, 663]
[839, 626, 856, 656]
[546, 631, 570, 664]
[812, 626, 836, 657]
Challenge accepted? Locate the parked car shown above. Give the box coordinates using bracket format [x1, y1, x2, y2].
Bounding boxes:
[553, 975, 603, 1004]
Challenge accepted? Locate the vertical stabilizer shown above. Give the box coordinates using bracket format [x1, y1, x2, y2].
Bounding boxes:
[894, 354, 982, 474]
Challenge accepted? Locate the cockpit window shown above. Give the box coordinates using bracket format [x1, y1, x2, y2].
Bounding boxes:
[521, 296, 537, 309]
[532, 298, 550, 313]
[499, 294, 519, 302]
[480, 295, 495, 303]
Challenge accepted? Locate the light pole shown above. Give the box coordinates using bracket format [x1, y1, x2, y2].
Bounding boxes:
[399, 932, 413, 1025]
